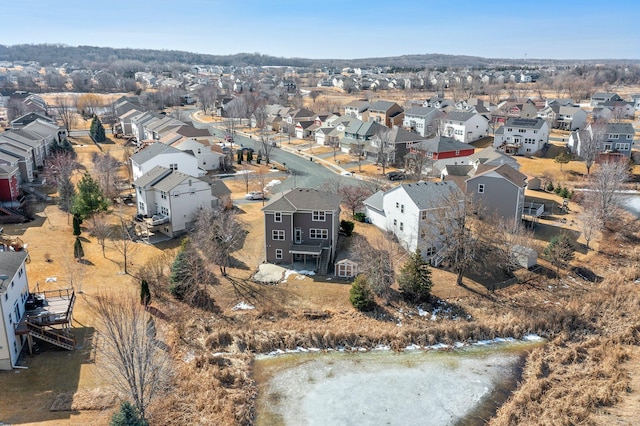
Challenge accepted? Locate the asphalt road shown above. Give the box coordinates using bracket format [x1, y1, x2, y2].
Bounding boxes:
[190, 117, 358, 194]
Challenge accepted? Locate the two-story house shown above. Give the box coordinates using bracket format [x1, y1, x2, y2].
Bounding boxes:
[568, 122, 636, 159]
[130, 142, 205, 181]
[365, 126, 427, 164]
[0, 251, 30, 370]
[363, 181, 465, 261]
[132, 166, 225, 239]
[402, 106, 442, 137]
[537, 103, 587, 131]
[410, 135, 475, 165]
[442, 111, 489, 143]
[343, 100, 370, 121]
[590, 92, 621, 107]
[493, 117, 549, 155]
[262, 188, 341, 275]
[368, 100, 404, 128]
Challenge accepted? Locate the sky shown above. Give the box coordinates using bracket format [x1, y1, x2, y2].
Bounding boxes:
[3, 0, 639, 60]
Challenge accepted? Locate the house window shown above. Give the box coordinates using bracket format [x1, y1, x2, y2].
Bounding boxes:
[161, 206, 169, 216]
[455, 150, 460, 156]
[312, 211, 325, 221]
[172, 191, 180, 197]
[275, 249, 283, 260]
[610, 134, 619, 139]
[400, 222, 404, 231]
[425, 247, 437, 257]
[139, 201, 145, 210]
[161, 191, 167, 200]
[627, 135, 633, 140]
[393, 219, 397, 226]
[169, 163, 178, 171]
[274, 212, 282, 223]
[395, 202, 399, 209]
[310, 229, 328, 239]
[272, 230, 285, 240]
[478, 184, 485, 194]
[400, 204, 404, 213]
[421, 211, 427, 220]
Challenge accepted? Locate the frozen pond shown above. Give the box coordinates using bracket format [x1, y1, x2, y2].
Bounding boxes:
[254, 341, 543, 426]
[624, 194, 640, 217]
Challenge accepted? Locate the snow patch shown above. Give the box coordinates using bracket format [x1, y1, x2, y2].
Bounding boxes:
[232, 301, 255, 311]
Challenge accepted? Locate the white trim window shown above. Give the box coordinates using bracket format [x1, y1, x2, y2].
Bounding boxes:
[478, 184, 485, 194]
[312, 211, 326, 221]
[275, 249, 283, 259]
[272, 230, 285, 240]
[310, 228, 328, 239]
[274, 212, 282, 223]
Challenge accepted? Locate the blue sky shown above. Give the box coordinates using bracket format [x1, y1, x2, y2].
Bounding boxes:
[3, 0, 639, 60]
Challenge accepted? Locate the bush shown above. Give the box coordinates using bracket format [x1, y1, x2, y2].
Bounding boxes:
[554, 185, 562, 195]
[559, 187, 570, 199]
[546, 182, 554, 192]
[110, 401, 148, 426]
[340, 220, 355, 236]
[353, 212, 366, 222]
[349, 275, 375, 311]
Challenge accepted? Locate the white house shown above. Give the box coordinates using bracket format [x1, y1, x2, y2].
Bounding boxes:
[171, 138, 226, 171]
[363, 181, 464, 260]
[442, 111, 489, 143]
[493, 117, 549, 155]
[343, 100, 370, 121]
[0, 251, 30, 370]
[133, 166, 222, 238]
[130, 142, 205, 181]
[402, 106, 442, 137]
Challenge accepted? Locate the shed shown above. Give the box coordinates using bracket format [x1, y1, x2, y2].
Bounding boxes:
[527, 176, 541, 191]
[511, 245, 538, 269]
[335, 259, 358, 278]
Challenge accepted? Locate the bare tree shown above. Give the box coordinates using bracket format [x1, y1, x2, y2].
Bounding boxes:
[113, 210, 140, 275]
[54, 95, 78, 131]
[44, 151, 78, 212]
[91, 292, 172, 422]
[7, 98, 26, 122]
[374, 129, 395, 175]
[93, 151, 121, 200]
[578, 205, 601, 250]
[582, 123, 607, 175]
[90, 213, 112, 258]
[404, 151, 433, 180]
[196, 85, 218, 115]
[193, 207, 245, 276]
[338, 185, 372, 217]
[136, 250, 176, 299]
[76, 93, 104, 119]
[351, 234, 396, 303]
[259, 126, 274, 165]
[490, 216, 534, 274]
[586, 160, 629, 228]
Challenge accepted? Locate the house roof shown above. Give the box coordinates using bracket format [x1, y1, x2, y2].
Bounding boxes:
[152, 170, 192, 192]
[404, 106, 438, 117]
[344, 100, 370, 112]
[0, 251, 29, 293]
[132, 165, 172, 188]
[0, 164, 19, 176]
[362, 190, 385, 212]
[369, 100, 399, 113]
[176, 125, 211, 138]
[382, 126, 427, 144]
[606, 122, 635, 135]
[389, 180, 464, 210]
[445, 111, 478, 122]
[130, 142, 188, 164]
[467, 164, 527, 188]
[503, 117, 546, 129]
[209, 179, 231, 198]
[415, 135, 474, 153]
[262, 188, 341, 213]
[468, 147, 520, 169]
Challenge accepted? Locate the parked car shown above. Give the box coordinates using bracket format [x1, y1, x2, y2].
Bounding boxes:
[245, 191, 265, 200]
[387, 171, 405, 181]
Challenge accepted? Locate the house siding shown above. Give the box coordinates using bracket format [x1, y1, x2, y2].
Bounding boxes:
[467, 175, 523, 224]
[0, 253, 29, 370]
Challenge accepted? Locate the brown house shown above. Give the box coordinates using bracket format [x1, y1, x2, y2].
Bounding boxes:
[262, 188, 341, 275]
[368, 100, 404, 128]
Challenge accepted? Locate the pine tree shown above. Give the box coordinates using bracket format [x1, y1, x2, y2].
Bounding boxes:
[140, 280, 151, 307]
[89, 116, 106, 142]
[110, 401, 148, 426]
[74, 236, 84, 261]
[398, 249, 433, 303]
[72, 214, 82, 236]
[349, 275, 375, 311]
[71, 172, 109, 224]
[544, 233, 575, 277]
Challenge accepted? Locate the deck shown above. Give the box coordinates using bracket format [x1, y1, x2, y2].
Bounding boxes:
[15, 289, 75, 335]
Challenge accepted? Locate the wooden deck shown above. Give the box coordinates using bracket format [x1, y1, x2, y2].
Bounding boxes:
[15, 289, 75, 335]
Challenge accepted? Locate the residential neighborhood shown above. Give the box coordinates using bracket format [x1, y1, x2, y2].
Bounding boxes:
[0, 41, 639, 426]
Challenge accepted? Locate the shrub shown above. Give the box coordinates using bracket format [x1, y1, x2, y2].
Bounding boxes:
[110, 401, 148, 426]
[349, 275, 375, 311]
[340, 220, 355, 236]
[554, 185, 562, 195]
[353, 212, 366, 222]
[398, 249, 433, 303]
[559, 187, 570, 199]
[546, 182, 555, 192]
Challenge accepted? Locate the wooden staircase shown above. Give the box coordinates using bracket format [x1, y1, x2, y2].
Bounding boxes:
[25, 322, 76, 351]
[318, 248, 330, 276]
[430, 246, 448, 267]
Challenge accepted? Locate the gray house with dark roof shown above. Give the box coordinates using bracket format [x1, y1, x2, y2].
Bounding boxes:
[262, 188, 341, 274]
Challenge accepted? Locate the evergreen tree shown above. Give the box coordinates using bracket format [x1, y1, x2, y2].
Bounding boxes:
[236, 150, 242, 164]
[71, 172, 110, 224]
[110, 401, 148, 426]
[349, 275, 375, 311]
[398, 249, 433, 303]
[140, 279, 151, 307]
[544, 233, 575, 277]
[89, 116, 106, 142]
[554, 151, 570, 171]
[72, 214, 82, 236]
[74, 236, 84, 261]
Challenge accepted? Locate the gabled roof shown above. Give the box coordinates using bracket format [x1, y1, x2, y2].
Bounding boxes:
[132, 165, 172, 188]
[387, 181, 464, 210]
[130, 142, 190, 165]
[362, 190, 385, 212]
[467, 164, 527, 188]
[503, 117, 546, 129]
[605, 122, 635, 135]
[262, 188, 341, 213]
[468, 147, 520, 169]
[404, 106, 438, 118]
[414, 135, 474, 153]
[369, 100, 400, 113]
[344, 100, 370, 112]
[209, 179, 231, 198]
[445, 110, 479, 122]
[176, 125, 211, 138]
[23, 118, 61, 136]
[0, 252, 29, 294]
